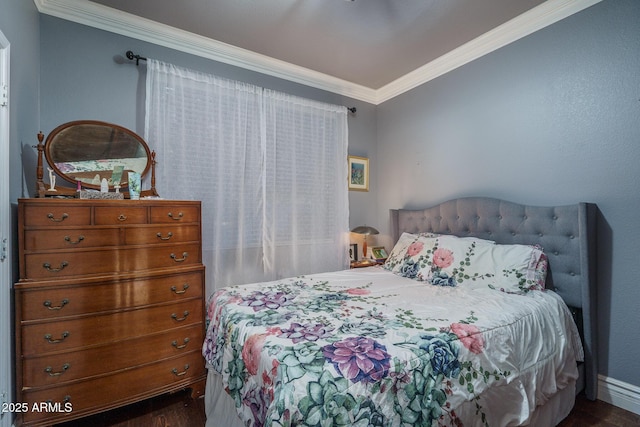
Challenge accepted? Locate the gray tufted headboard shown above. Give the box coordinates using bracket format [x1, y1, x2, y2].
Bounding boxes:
[390, 197, 597, 400]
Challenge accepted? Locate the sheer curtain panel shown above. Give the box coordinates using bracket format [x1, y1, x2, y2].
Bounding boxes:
[145, 59, 349, 293]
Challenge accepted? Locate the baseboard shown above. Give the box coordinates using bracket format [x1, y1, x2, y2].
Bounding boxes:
[598, 374, 640, 415]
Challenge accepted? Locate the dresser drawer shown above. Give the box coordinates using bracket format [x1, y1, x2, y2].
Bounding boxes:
[23, 243, 201, 279]
[124, 224, 200, 245]
[21, 299, 203, 356]
[22, 228, 120, 251]
[22, 205, 91, 227]
[22, 323, 203, 388]
[19, 350, 206, 426]
[19, 269, 204, 321]
[150, 205, 200, 223]
[94, 206, 148, 225]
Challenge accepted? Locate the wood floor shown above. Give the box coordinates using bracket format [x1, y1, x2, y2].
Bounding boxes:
[53, 390, 639, 427]
[558, 394, 640, 427]
[53, 390, 206, 427]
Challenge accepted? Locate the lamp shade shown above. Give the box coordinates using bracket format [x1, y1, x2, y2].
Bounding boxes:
[350, 225, 379, 235]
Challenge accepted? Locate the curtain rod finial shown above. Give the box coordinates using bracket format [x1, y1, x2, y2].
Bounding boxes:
[125, 50, 146, 66]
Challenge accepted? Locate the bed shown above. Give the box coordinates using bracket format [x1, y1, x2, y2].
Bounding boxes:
[202, 197, 597, 426]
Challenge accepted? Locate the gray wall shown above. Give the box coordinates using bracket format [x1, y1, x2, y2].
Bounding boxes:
[376, 0, 640, 388]
[0, 0, 40, 203]
[0, 0, 40, 414]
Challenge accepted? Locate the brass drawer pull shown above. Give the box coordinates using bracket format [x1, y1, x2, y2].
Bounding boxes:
[44, 331, 70, 344]
[172, 364, 190, 377]
[47, 213, 69, 222]
[46, 395, 71, 405]
[117, 214, 127, 221]
[43, 299, 69, 310]
[64, 235, 85, 245]
[172, 338, 191, 350]
[44, 363, 70, 377]
[171, 311, 190, 322]
[43, 261, 68, 272]
[170, 252, 188, 262]
[167, 212, 184, 221]
[170, 284, 189, 295]
[157, 231, 173, 241]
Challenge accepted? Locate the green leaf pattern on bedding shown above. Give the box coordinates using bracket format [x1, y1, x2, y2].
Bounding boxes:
[203, 275, 512, 427]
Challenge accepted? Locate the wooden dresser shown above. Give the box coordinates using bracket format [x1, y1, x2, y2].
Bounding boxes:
[14, 198, 206, 426]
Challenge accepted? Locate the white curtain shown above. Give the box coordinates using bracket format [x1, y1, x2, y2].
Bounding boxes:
[144, 59, 349, 293]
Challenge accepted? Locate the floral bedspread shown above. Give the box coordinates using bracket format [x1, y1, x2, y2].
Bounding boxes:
[203, 267, 582, 427]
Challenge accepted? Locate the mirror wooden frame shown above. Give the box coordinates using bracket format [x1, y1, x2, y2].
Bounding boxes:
[35, 120, 158, 198]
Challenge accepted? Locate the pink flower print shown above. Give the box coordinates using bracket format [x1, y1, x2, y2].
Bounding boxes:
[346, 288, 370, 295]
[406, 242, 424, 257]
[242, 333, 267, 375]
[262, 359, 279, 387]
[207, 301, 216, 321]
[207, 289, 232, 319]
[433, 248, 454, 269]
[451, 323, 484, 354]
[265, 326, 282, 336]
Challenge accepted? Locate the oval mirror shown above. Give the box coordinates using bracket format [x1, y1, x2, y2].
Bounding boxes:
[44, 120, 153, 192]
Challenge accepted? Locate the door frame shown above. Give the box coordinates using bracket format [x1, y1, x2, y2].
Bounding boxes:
[0, 28, 12, 427]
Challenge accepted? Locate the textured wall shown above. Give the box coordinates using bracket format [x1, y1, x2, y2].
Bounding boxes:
[376, 0, 640, 389]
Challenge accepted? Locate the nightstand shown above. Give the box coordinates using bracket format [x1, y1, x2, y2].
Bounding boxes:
[350, 259, 384, 268]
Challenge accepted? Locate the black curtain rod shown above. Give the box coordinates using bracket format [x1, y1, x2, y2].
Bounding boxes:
[124, 50, 356, 114]
[125, 50, 146, 65]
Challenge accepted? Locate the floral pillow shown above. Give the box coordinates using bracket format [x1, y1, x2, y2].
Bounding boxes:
[414, 236, 547, 294]
[530, 246, 548, 291]
[384, 233, 494, 281]
[413, 235, 497, 286]
[383, 233, 438, 277]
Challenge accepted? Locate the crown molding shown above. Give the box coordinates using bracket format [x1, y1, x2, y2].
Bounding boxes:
[33, 0, 379, 103]
[35, 0, 601, 105]
[375, 0, 603, 104]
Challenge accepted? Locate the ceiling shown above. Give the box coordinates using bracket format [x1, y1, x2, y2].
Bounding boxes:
[35, 0, 601, 104]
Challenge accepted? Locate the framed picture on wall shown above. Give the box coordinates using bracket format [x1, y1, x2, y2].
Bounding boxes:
[348, 155, 369, 191]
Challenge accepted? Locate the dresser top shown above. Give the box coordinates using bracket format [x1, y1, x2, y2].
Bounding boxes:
[19, 198, 200, 206]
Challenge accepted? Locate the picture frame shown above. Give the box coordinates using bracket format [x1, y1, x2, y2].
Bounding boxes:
[371, 246, 388, 261]
[349, 243, 358, 262]
[348, 155, 369, 191]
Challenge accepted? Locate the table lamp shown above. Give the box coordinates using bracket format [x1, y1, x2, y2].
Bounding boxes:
[350, 225, 379, 259]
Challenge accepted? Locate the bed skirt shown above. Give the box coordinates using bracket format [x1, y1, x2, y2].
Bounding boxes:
[204, 368, 577, 427]
[205, 369, 244, 427]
